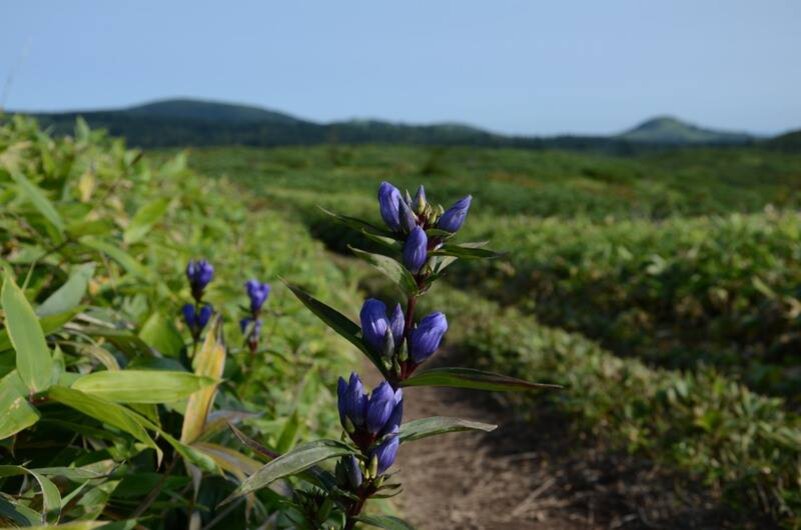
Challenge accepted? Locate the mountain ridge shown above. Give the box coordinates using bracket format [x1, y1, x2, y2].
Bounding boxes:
[9, 97, 777, 152]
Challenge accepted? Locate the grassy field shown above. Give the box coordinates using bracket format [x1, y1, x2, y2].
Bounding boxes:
[180, 142, 801, 526]
[2, 118, 800, 527]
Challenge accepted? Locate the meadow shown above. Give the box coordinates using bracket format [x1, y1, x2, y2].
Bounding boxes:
[1, 116, 800, 528]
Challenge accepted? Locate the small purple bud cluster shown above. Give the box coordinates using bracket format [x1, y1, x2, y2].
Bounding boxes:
[360, 298, 447, 379]
[240, 279, 270, 354]
[337, 373, 402, 478]
[378, 181, 472, 276]
[183, 259, 215, 342]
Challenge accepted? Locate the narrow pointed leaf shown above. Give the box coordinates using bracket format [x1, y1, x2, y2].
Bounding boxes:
[0, 371, 40, 440]
[181, 315, 226, 443]
[71, 370, 215, 403]
[9, 171, 65, 235]
[0, 465, 62, 524]
[284, 282, 389, 378]
[399, 416, 496, 443]
[36, 263, 95, 317]
[123, 198, 169, 244]
[2, 271, 53, 393]
[0, 307, 82, 352]
[401, 367, 561, 392]
[223, 439, 354, 503]
[349, 247, 418, 295]
[319, 207, 394, 237]
[432, 244, 505, 260]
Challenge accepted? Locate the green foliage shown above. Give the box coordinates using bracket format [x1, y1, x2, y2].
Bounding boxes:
[0, 116, 358, 527]
[436, 288, 801, 527]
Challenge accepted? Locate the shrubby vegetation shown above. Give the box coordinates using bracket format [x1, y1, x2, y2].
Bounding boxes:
[0, 116, 360, 528]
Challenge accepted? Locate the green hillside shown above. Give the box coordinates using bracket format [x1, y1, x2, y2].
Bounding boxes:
[618, 115, 754, 144]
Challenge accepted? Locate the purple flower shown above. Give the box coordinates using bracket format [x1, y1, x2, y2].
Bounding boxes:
[438, 196, 472, 233]
[183, 303, 213, 335]
[337, 374, 403, 444]
[409, 312, 448, 363]
[360, 299, 405, 355]
[398, 197, 418, 233]
[337, 373, 367, 428]
[371, 432, 400, 474]
[378, 182, 404, 231]
[403, 226, 428, 274]
[186, 260, 214, 294]
[245, 279, 271, 312]
[366, 381, 397, 435]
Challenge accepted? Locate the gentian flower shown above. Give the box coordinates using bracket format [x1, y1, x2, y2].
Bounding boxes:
[186, 260, 214, 298]
[245, 279, 271, 312]
[438, 196, 472, 233]
[360, 299, 404, 355]
[183, 303, 213, 336]
[409, 312, 448, 363]
[403, 226, 428, 274]
[378, 182, 403, 231]
[378, 181, 417, 233]
[337, 373, 403, 449]
[370, 432, 400, 474]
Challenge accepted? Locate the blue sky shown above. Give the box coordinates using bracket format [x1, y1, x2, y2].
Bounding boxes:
[2, 0, 799, 135]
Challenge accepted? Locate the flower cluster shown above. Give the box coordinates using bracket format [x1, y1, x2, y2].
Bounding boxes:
[240, 279, 270, 354]
[337, 373, 402, 477]
[360, 298, 448, 378]
[183, 259, 215, 342]
[378, 181, 471, 275]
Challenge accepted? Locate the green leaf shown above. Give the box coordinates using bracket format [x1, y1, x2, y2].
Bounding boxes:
[47, 385, 159, 452]
[0, 307, 82, 352]
[350, 247, 419, 296]
[0, 494, 39, 526]
[222, 439, 354, 503]
[401, 367, 561, 392]
[9, 170, 65, 235]
[284, 282, 389, 378]
[432, 243, 505, 260]
[2, 271, 53, 393]
[275, 409, 301, 453]
[80, 237, 149, 278]
[0, 370, 40, 440]
[123, 198, 170, 244]
[71, 370, 214, 403]
[81, 326, 155, 357]
[0, 465, 62, 524]
[355, 515, 417, 530]
[399, 416, 496, 443]
[138, 312, 184, 357]
[319, 207, 394, 237]
[36, 263, 95, 317]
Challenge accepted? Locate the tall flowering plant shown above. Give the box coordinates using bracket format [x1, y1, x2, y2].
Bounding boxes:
[223, 182, 557, 529]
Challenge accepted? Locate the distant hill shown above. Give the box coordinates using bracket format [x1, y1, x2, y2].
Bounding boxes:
[765, 129, 801, 152]
[618, 116, 753, 144]
[7, 98, 772, 153]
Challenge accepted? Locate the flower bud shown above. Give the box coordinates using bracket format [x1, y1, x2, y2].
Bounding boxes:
[182, 303, 196, 328]
[360, 299, 390, 353]
[344, 455, 363, 489]
[398, 198, 418, 234]
[437, 195, 472, 233]
[378, 182, 403, 231]
[371, 432, 400, 474]
[186, 260, 214, 294]
[366, 382, 396, 435]
[409, 312, 448, 363]
[403, 227, 428, 274]
[196, 304, 213, 329]
[389, 303, 404, 346]
[245, 279, 271, 312]
[337, 373, 367, 428]
[413, 185, 426, 215]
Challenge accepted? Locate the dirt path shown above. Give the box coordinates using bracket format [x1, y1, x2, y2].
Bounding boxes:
[367, 354, 753, 530]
